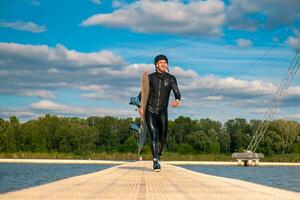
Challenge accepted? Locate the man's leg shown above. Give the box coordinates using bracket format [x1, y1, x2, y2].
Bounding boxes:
[145, 110, 159, 160]
[158, 109, 168, 158]
[146, 110, 161, 171]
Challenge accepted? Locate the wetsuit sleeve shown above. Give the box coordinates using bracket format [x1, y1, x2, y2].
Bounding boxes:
[137, 92, 141, 108]
[171, 76, 181, 100]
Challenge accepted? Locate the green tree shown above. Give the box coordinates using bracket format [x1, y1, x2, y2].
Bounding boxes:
[218, 131, 230, 153]
[3, 116, 21, 152]
[0, 118, 9, 151]
[186, 130, 209, 153]
[224, 118, 251, 152]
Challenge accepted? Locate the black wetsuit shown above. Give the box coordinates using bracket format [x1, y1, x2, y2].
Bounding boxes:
[145, 71, 181, 160]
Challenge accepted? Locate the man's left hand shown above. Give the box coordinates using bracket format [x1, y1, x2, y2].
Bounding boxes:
[171, 100, 180, 107]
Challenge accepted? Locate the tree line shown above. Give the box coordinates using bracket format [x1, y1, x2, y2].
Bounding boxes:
[0, 114, 300, 156]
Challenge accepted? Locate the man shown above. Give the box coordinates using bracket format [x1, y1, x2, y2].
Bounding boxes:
[139, 54, 181, 171]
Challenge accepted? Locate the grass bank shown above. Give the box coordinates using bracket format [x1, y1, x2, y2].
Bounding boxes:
[0, 152, 299, 162]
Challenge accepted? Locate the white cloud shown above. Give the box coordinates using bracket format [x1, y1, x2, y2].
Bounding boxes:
[81, 0, 225, 36]
[248, 108, 281, 117]
[79, 84, 127, 101]
[0, 42, 294, 106]
[0, 109, 38, 120]
[226, 0, 300, 30]
[4, 1, 299, 40]
[87, 63, 152, 77]
[0, 42, 124, 69]
[280, 86, 300, 108]
[19, 90, 55, 99]
[171, 66, 198, 79]
[28, 100, 135, 118]
[87, 63, 199, 79]
[183, 75, 276, 97]
[226, 0, 260, 31]
[286, 28, 300, 51]
[287, 114, 300, 120]
[1, 42, 300, 121]
[0, 42, 125, 101]
[205, 96, 224, 101]
[30, 100, 69, 111]
[236, 38, 252, 48]
[286, 37, 300, 51]
[47, 68, 59, 74]
[0, 99, 136, 121]
[0, 20, 47, 33]
[78, 63, 199, 101]
[249, 108, 268, 115]
[79, 84, 108, 91]
[29, 100, 88, 116]
[287, 86, 300, 96]
[112, 0, 124, 8]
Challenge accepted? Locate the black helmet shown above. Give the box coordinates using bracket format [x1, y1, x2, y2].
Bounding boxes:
[154, 54, 168, 65]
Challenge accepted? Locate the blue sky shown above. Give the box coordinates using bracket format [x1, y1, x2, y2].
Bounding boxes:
[1, 0, 300, 122]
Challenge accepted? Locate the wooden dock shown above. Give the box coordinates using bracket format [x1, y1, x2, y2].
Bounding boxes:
[1, 161, 299, 200]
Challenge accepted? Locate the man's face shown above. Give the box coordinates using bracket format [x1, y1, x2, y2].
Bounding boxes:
[156, 59, 168, 73]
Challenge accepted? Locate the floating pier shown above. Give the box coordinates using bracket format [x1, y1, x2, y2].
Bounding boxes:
[232, 151, 264, 166]
[1, 161, 299, 200]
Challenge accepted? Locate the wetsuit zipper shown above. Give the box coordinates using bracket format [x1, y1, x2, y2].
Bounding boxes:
[157, 78, 161, 112]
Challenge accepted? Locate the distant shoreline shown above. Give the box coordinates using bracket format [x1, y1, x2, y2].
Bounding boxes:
[1, 152, 300, 163]
[0, 158, 129, 165]
[1, 159, 300, 166]
[165, 161, 300, 166]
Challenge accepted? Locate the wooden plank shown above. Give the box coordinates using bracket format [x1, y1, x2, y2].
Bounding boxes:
[1, 161, 299, 200]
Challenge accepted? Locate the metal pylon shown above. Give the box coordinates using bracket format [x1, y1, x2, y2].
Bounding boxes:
[247, 49, 300, 152]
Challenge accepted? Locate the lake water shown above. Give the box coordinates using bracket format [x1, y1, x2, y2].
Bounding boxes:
[0, 163, 116, 193]
[1, 163, 299, 194]
[177, 165, 300, 193]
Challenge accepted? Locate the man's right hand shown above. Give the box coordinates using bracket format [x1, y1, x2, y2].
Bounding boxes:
[138, 107, 144, 116]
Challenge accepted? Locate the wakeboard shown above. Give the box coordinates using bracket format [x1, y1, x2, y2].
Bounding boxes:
[129, 71, 149, 157]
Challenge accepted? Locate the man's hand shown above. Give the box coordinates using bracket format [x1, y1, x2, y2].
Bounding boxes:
[171, 100, 180, 107]
[138, 107, 144, 116]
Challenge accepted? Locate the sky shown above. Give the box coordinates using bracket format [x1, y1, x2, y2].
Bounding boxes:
[0, 0, 300, 122]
